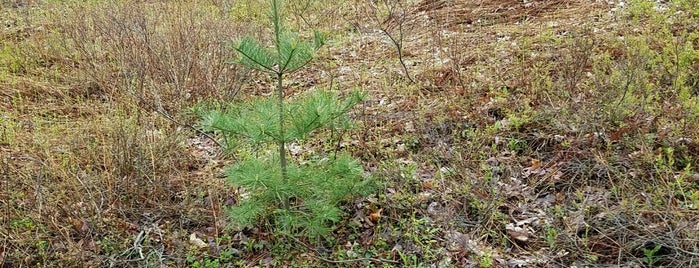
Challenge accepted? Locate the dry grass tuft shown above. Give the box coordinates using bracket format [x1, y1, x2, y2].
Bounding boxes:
[58, 1, 249, 109]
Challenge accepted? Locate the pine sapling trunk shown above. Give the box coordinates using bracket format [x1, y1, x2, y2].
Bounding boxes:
[272, 0, 288, 189]
[277, 72, 288, 209]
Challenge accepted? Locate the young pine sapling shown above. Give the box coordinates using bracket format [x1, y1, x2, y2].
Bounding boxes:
[199, 0, 373, 242]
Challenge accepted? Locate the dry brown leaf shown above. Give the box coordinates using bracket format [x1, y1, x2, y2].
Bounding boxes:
[506, 223, 530, 242]
[189, 233, 208, 248]
[421, 180, 434, 189]
[368, 208, 382, 223]
[70, 218, 83, 232]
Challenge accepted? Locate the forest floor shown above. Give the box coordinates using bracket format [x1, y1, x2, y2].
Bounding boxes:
[2, 0, 699, 267]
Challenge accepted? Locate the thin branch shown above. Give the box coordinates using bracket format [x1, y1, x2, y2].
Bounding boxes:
[280, 45, 316, 73]
[317, 256, 401, 264]
[232, 46, 277, 73]
[284, 233, 400, 264]
[280, 45, 300, 72]
[128, 91, 228, 155]
[370, 0, 414, 83]
[379, 26, 414, 83]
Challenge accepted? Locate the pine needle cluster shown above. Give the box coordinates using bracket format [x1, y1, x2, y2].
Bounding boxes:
[198, 0, 373, 241]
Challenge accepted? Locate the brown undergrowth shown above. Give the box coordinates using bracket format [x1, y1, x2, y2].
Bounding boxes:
[2, 0, 699, 267]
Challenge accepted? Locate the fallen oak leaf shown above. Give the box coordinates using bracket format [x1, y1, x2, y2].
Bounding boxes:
[506, 223, 530, 242]
[421, 180, 434, 189]
[523, 158, 547, 178]
[368, 208, 382, 223]
[189, 233, 208, 248]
